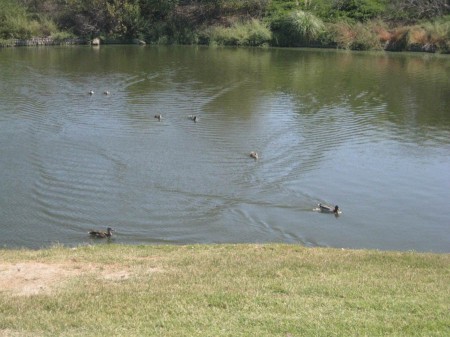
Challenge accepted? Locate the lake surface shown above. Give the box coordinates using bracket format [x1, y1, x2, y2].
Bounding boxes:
[0, 45, 449, 252]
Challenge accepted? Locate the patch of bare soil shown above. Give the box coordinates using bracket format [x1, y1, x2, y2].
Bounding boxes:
[0, 261, 134, 296]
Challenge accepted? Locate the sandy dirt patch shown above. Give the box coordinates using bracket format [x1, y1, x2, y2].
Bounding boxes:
[0, 262, 134, 296]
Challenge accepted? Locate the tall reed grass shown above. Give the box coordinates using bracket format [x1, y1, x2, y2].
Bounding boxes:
[271, 10, 325, 46]
[421, 17, 450, 52]
[289, 10, 325, 43]
[385, 17, 450, 53]
[329, 21, 383, 50]
[203, 19, 272, 46]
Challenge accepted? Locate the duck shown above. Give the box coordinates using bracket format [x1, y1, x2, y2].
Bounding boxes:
[89, 227, 114, 238]
[103, 90, 110, 95]
[88, 90, 94, 95]
[318, 203, 340, 214]
[188, 115, 198, 122]
[154, 114, 162, 121]
[250, 151, 259, 160]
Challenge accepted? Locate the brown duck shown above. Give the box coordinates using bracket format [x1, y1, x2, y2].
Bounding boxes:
[89, 227, 115, 238]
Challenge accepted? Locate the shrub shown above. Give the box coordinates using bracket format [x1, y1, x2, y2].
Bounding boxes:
[206, 19, 271, 46]
[353, 22, 383, 50]
[105, 0, 146, 38]
[384, 26, 410, 51]
[271, 10, 325, 46]
[408, 26, 428, 44]
[50, 31, 76, 41]
[289, 10, 325, 42]
[312, 0, 388, 21]
[0, 38, 15, 47]
[245, 19, 272, 45]
[330, 21, 383, 50]
[369, 19, 392, 43]
[0, 0, 29, 38]
[421, 17, 450, 52]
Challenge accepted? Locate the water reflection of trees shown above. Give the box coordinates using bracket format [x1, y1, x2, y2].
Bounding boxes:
[274, 51, 447, 121]
[193, 48, 449, 143]
[8, 45, 448, 141]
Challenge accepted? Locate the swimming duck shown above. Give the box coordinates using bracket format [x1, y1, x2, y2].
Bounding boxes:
[188, 115, 198, 122]
[318, 203, 340, 214]
[89, 90, 94, 95]
[154, 114, 162, 121]
[103, 91, 110, 95]
[89, 227, 114, 238]
[250, 151, 259, 160]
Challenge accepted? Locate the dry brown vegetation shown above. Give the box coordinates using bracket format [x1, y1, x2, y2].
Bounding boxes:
[0, 261, 138, 297]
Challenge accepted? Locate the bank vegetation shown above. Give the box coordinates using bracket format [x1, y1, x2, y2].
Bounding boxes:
[0, 0, 450, 53]
[0, 0, 449, 52]
[0, 244, 449, 336]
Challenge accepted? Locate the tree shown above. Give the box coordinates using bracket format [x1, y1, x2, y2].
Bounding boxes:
[106, 0, 145, 38]
[312, 0, 388, 21]
[139, 0, 179, 20]
[386, 0, 450, 20]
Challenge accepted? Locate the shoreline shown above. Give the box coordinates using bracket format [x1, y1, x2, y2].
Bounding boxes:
[2, 242, 450, 254]
[1, 36, 448, 54]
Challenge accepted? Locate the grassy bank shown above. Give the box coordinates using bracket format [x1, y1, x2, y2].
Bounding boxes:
[1, 244, 449, 336]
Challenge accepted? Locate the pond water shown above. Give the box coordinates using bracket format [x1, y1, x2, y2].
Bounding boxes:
[0, 45, 449, 252]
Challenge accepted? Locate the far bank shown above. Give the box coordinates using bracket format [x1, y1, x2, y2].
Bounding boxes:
[1, 0, 449, 53]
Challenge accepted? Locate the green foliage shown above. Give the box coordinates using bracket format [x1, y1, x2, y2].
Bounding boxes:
[193, 0, 269, 15]
[0, 0, 28, 38]
[312, 0, 388, 21]
[0, 0, 60, 39]
[52, 0, 146, 38]
[265, 0, 302, 18]
[271, 10, 325, 46]
[139, 0, 179, 20]
[56, 0, 105, 37]
[106, 0, 146, 38]
[215, 0, 270, 17]
[0, 0, 27, 19]
[205, 19, 272, 46]
[142, 21, 170, 44]
[1, 0, 449, 51]
[50, 30, 76, 41]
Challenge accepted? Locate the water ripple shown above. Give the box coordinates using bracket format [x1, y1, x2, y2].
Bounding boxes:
[1, 46, 449, 251]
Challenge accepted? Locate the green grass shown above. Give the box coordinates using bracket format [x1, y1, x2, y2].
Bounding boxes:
[0, 244, 449, 336]
[205, 19, 272, 46]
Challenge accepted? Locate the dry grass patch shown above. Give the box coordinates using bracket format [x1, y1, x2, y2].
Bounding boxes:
[0, 261, 135, 296]
[0, 262, 76, 296]
[0, 256, 161, 296]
